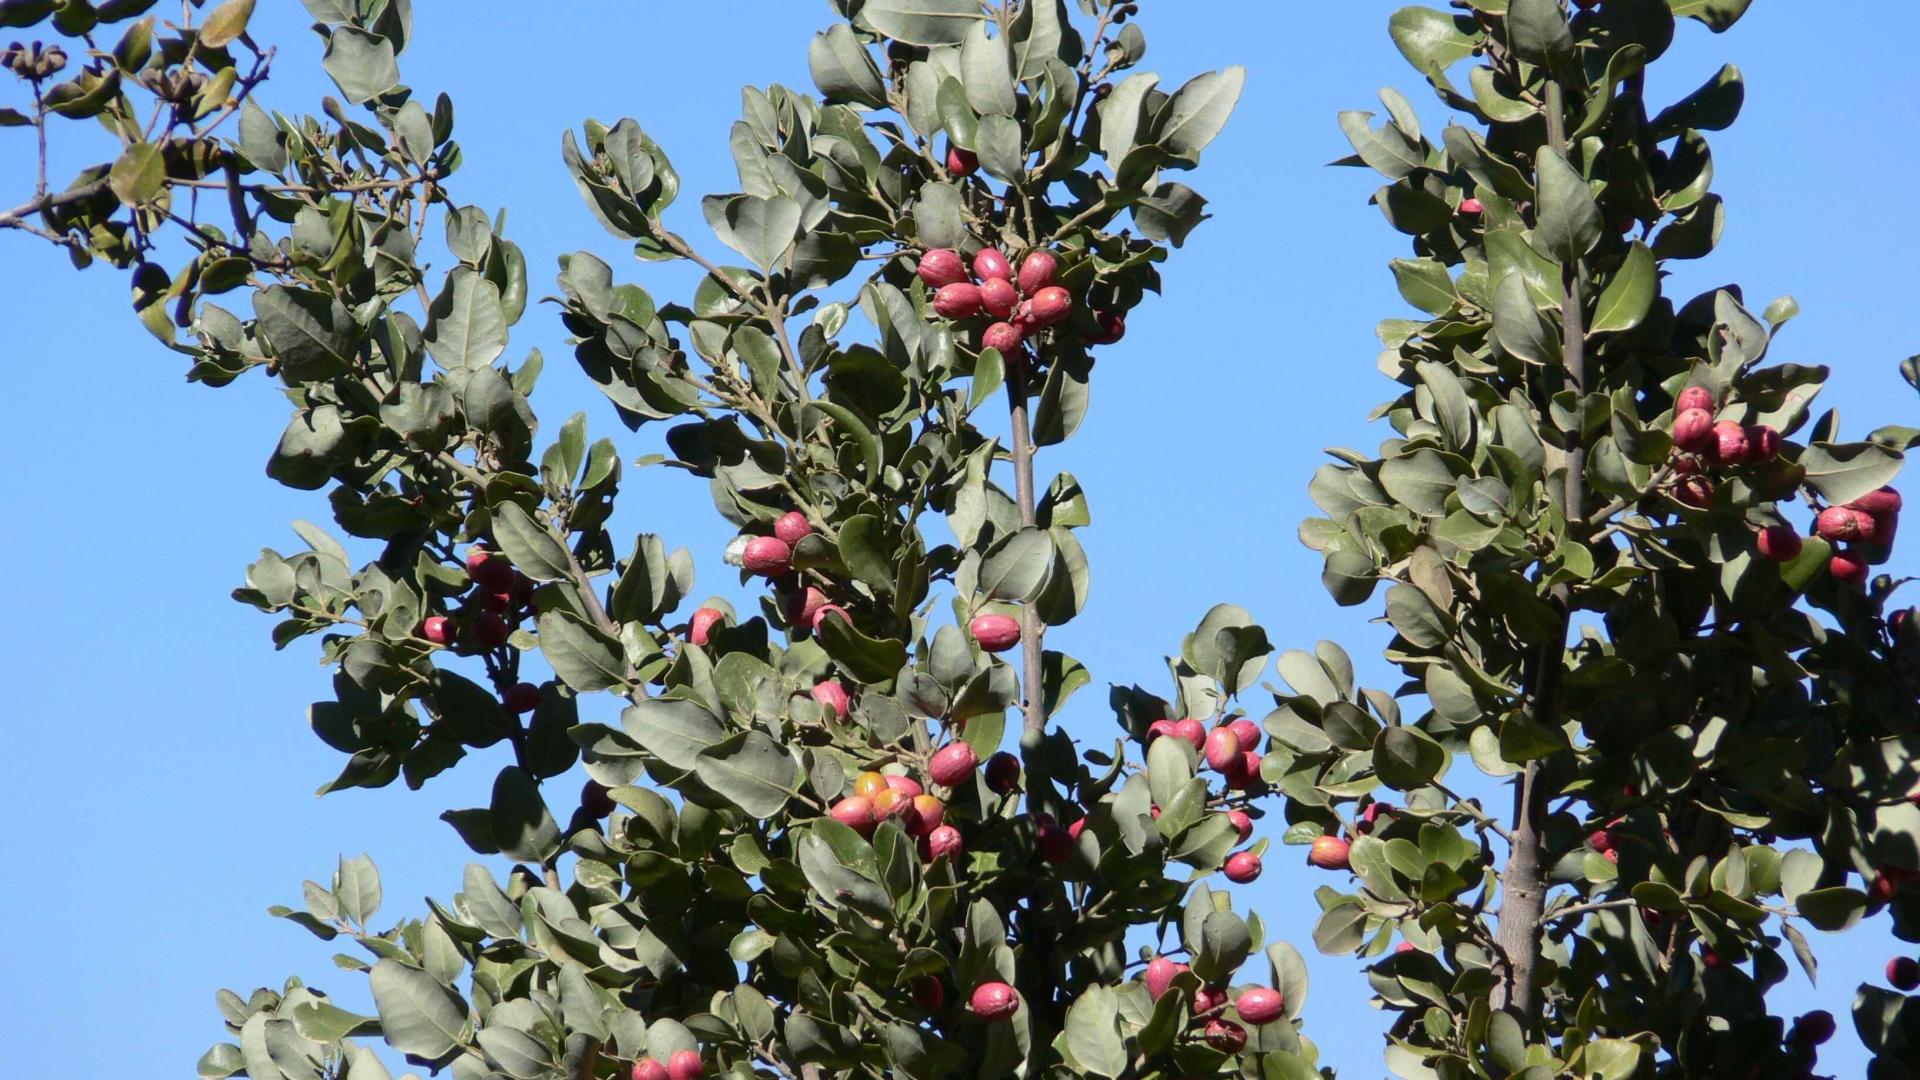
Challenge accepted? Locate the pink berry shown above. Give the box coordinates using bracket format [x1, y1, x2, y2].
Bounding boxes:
[581, 780, 615, 818]
[689, 606, 725, 645]
[1708, 420, 1750, 466]
[1228, 751, 1264, 792]
[1034, 817, 1072, 864]
[1204, 1018, 1247, 1054]
[1459, 197, 1484, 215]
[1227, 718, 1261, 751]
[883, 774, 924, 798]
[1027, 285, 1072, 326]
[1227, 809, 1253, 843]
[912, 976, 946, 1013]
[1854, 487, 1904, 516]
[1145, 955, 1186, 1001]
[666, 1050, 702, 1080]
[1793, 1010, 1836, 1046]
[917, 248, 968, 289]
[1744, 424, 1780, 463]
[970, 612, 1021, 652]
[1085, 310, 1125, 345]
[1235, 987, 1285, 1025]
[980, 276, 1018, 318]
[1017, 249, 1058, 294]
[741, 536, 792, 577]
[1676, 386, 1715, 414]
[1890, 956, 1920, 990]
[933, 282, 984, 319]
[1170, 718, 1206, 750]
[982, 321, 1024, 355]
[1191, 983, 1227, 1015]
[1671, 408, 1715, 454]
[466, 546, 514, 592]
[1756, 525, 1802, 563]
[1701, 947, 1727, 970]
[503, 682, 541, 714]
[631, 1058, 669, 1080]
[1307, 836, 1350, 871]
[929, 742, 979, 787]
[812, 679, 850, 720]
[972, 248, 1012, 283]
[984, 752, 1020, 794]
[923, 823, 963, 861]
[946, 145, 977, 177]
[774, 511, 812, 545]
[830, 796, 876, 836]
[1673, 475, 1715, 509]
[970, 981, 1018, 1020]
[421, 616, 452, 645]
[1204, 727, 1242, 772]
[471, 611, 510, 649]
[1224, 850, 1263, 883]
[1144, 719, 1177, 744]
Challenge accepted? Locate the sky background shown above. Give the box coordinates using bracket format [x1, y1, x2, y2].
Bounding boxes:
[2, 1, 1918, 1076]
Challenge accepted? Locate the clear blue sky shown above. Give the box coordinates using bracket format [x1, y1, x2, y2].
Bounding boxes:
[3, 3, 1916, 1075]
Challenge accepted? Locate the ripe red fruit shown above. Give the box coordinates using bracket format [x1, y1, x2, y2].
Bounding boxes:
[933, 282, 984, 319]
[1708, 420, 1750, 466]
[1671, 408, 1716, 453]
[1203, 727, 1242, 772]
[970, 612, 1021, 652]
[1890, 956, 1920, 990]
[1204, 1018, 1247, 1053]
[1171, 718, 1207, 750]
[503, 682, 541, 714]
[980, 276, 1018, 318]
[929, 742, 979, 787]
[813, 603, 850, 630]
[466, 545, 514, 592]
[1017, 249, 1059, 294]
[1192, 983, 1227, 1015]
[1085, 310, 1126, 345]
[666, 1049, 702, 1080]
[472, 611, 510, 649]
[631, 1058, 669, 1080]
[1225, 718, 1259, 750]
[812, 679, 850, 720]
[1035, 818, 1073, 864]
[421, 616, 452, 645]
[831, 796, 876, 835]
[784, 586, 826, 630]
[689, 606, 724, 645]
[1832, 551, 1870, 587]
[946, 145, 977, 177]
[917, 248, 968, 288]
[970, 981, 1019, 1020]
[477, 589, 511, 614]
[1756, 525, 1802, 563]
[1395, 940, 1417, 954]
[1700, 947, 1727, 970]
[1676, 386, 1715, 414]
[1236, 987, 1285, 1025]
[1228, 750, 1264, 791]
[1145, 956, 1186, 1001]
[1067, 816, 1087, 841]
[581, 780, 616, 818]
[1872, 871, 1903, 904]
[907, 794, 946, 835]
[1459, 196, 1484, 215]
[872, 787, 913, 824]
[972, 248, 1012, 282]
[1224, 850, 1263, 883]
[1673, 475, 1715, 509]
[1028, 285, 1072, 326]
[1227, 809, 1253, 843]
[741, 536, 792, 577]
[1815, 506, 1866, 541]
[1307, 835, 1350, 871]
[884, 774, 925, 798]
[923, 823, 963, 861]
[773, 510, 811, 545]
[1854, 487, 1904, 516]
[912, 976, 946, 1013]
[982, 321, 1024, 355]
[983, 751, 1020, 793]
[1588, 828, 1615, 853]
[1145, 718, 1177, 744]
[1360, 801, 1393, 829]
[1793, 1010, 1836, 1046]
[1744, 424, 1780, 463]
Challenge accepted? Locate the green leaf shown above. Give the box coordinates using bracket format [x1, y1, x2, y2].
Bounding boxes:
[108, 142, 166, 204]
[425, 269, 508, 371]
[1389, 7, 1478, 73]
[334, 853, 381, 925]
[1590, 242, 1655, 334]
[1668, 0, 1753, 32]
[980, 527, 1055, 602]
[695, 731, 801, 817]
[859, 0, 983, 46]
[368, 960, 466, 1060]
[1064, 986, 1126, 1078]
[1651, 63, 1744, 135]
[1391, 259, 1457, 316]
[255, 286, 358, 382]
[1796, 887, 1869, 932]
[200, 0, 254, 47]
[489, 765, 560, 863]
[1375, 725, 1446, 789]
[1192, 909, 1252, 982]
[1507, 0, 1573, 66]
[1379, 449, 1459, 516]
[322, 27, 399, 104]
[1266, 941, 1309, 1019]
[535, 611, 627, 693]
[721, 194, 800, 272]
[1322, 549, 1378, 606]
[489, 502, 571, 582]
[1491, 272, 1558, 366]
[815, 612, 909, 686]
[808, 24, 887, 109]
[960, 20, 1015, 117]
[1799, 442, 1904, 506]
[1533, 148, 1601, 262]
[1155, 67, 1245, 164]
[623, 698, 724, 772]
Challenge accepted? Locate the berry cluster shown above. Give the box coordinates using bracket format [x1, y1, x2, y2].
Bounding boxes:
[1665, 384, 1783, 509]
[1139, 953, 1289, 1054]
[915, 245, 1124, 357]
[1812, 485, 1901, 587]
[418, 545, 540, 713]
[629, 1049, 704, 1080]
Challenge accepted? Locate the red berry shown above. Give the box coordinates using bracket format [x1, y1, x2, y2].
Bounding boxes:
[831, 796, 877, 836]
[884, 774, 925, 798]
[1227, 718, 1260, 749]
[1307, 836, 1350, 871]
[982, 321, 1024, 355]
[1816, 506, 1865, 542]
[984, 752, 1020, 794]
[1708, 420, 1750, 466]
[774, 511, 812, 545]
[1671, 408, 1716, 454]
[1227, 809, 1253, 843]
[1191, 983, 1227, 1015]
[1872, 870, 1904, 904]
[1145, 955, 1186, 1001]
[1701, 947, 1727, 970]
[929, 742, 979, 787]
[1854, 487, 1904, 516]
[1890, 956, 1920, 990]
[1673, 475, 1715, 509]
[666, 1050, 702, 1080]
[917, 248, 968, 289]
[471, 611, 510, 649]
[1144, 719, 1177, 744]
[1034, 817, 1073, 864]
[946, 145, 977, 177]
[1744, 424, 1781, 463]
[741, 536, 792, 577]
[812, 679, 851, 720]
[1171, 718, 1207, 750]
[907, 794, 946, 836]
[1676, 386, 1715, 414]
[582, 780, 616, 818]
[980, 276, 1018, 318]
[1067, 816, 1087, 841]
[1588, 828, 1615, 853]
[970, 981, 1019, 1020]
[421, 616, 452, 645]
[912, 976, 946, 1013]
[1459, 197, 1484, 215]
[923, 823, 963, 861]
[970, 612, 1021, 652]
[503, 682, 541, 714]
[1224, 850, 1263, 882]
[1028, 285, 1072, 326]
[1085, 310, 1125, 345]
[933, 282, 984, 319]
[476, 589, 511, 614]
[1228, 751, 1264, 792]
[1204, 1018, 1247, 1054]
[1395, 941, 1417, 954]
[1236, 987, 1285, 1025]
[972, 248, 1012, 283]
[1360, 802, 1393, 828]
[1793, 1010, 1836, 1046]
[631, 1058, 669, 1080]
[1017, 249, 1059, 294]
[1756, 525, 1802, 563]
[784, 587, 826, 631]
[1832, 551, 1870, 587]
[689, 606, 725, 645]
[1203, 727, 1242, 772]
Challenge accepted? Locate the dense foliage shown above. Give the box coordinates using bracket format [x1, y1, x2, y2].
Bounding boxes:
[8, 0, 1920, 1077]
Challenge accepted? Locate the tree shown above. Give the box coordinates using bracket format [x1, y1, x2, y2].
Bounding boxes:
[6, 0, 1920, 1076]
